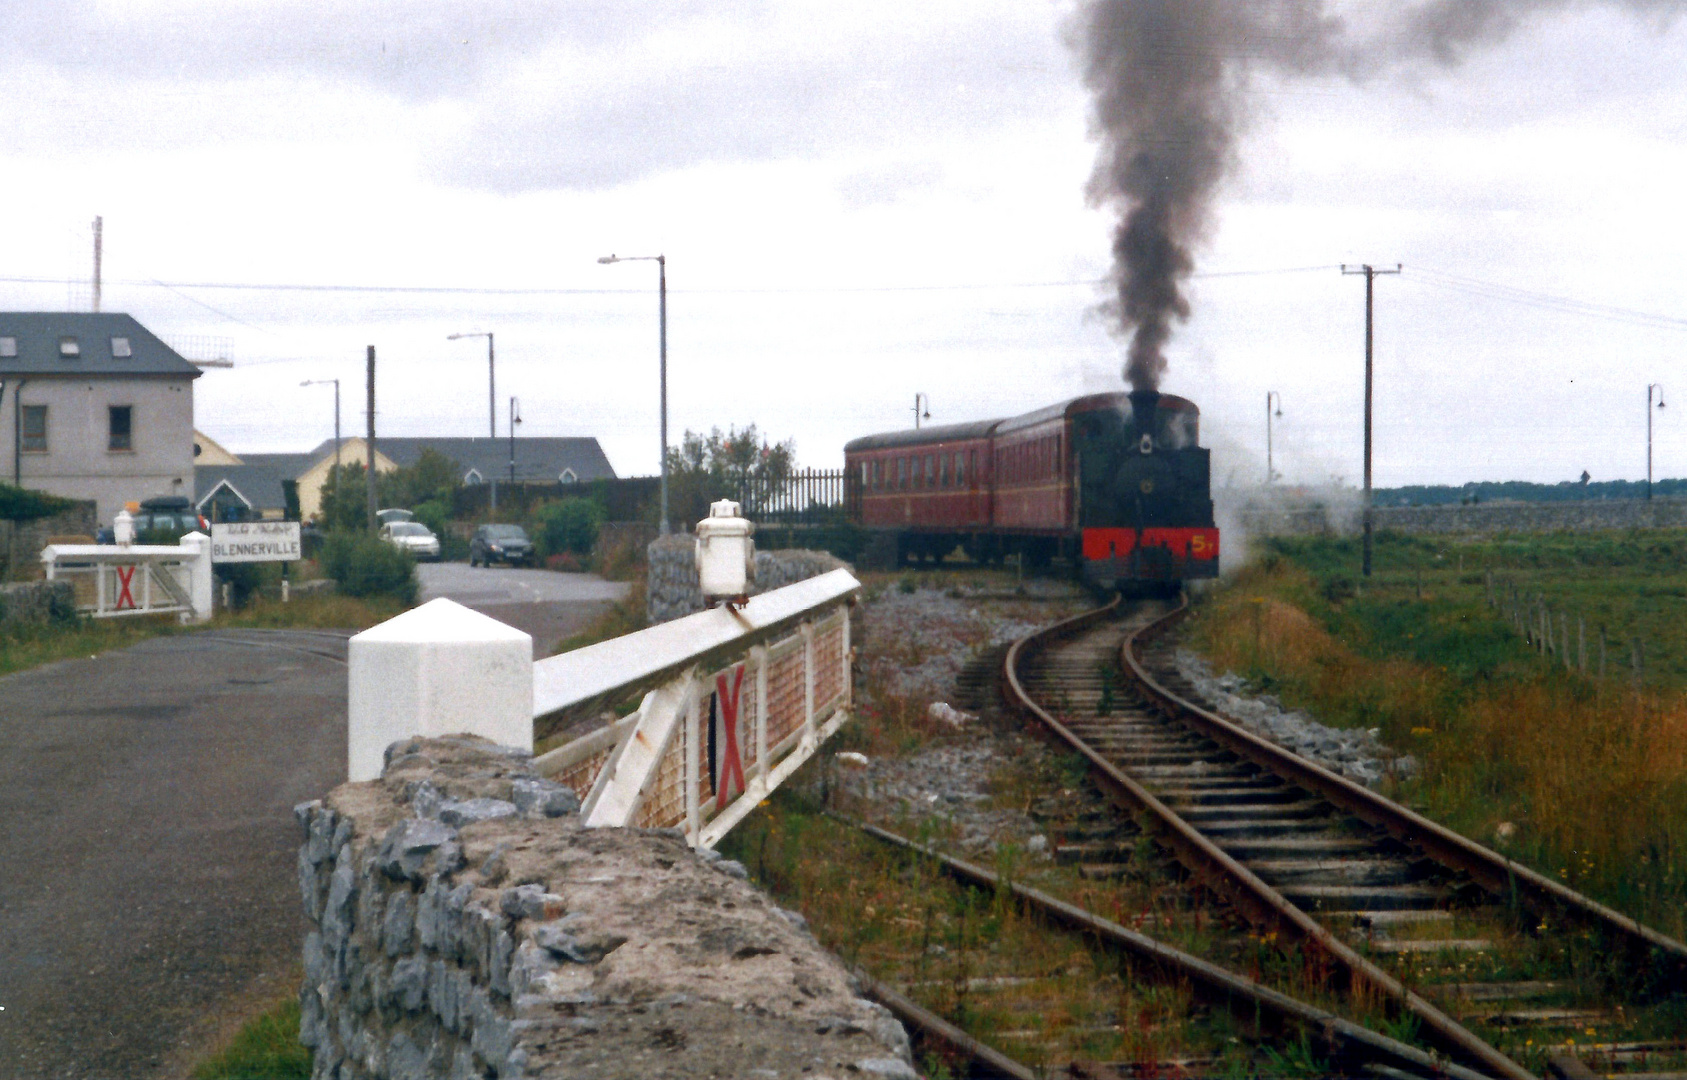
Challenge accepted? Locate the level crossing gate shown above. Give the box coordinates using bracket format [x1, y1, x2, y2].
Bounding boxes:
[347, 569, 858, 849]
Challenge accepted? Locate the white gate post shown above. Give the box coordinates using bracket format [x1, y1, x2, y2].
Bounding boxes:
[178, 531, 214, 622]
[346, 598, 533, 782]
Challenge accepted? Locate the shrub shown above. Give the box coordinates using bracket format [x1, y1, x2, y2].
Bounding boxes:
[532, 498, 601, 558]
[319, 532, 418, 603]
[411, 498, 451, 539]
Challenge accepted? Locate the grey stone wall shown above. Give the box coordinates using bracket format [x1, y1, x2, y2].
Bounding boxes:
[0, 580, 76, 629]
[296, 735, 914, 1080]
[0, 501, 98, 579]
[1240, 496, 1687, 538]
[646, 534, 849, 624]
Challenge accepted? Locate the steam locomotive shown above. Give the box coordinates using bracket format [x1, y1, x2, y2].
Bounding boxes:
[843, 390, 1218, 589]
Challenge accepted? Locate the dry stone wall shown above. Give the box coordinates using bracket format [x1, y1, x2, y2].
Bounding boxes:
[646, 534, 848, 624]
[0, 501, 97, 579]
[296, 735, 914, 1080]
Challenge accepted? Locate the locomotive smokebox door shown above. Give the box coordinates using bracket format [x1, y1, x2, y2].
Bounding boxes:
[696, 499, 756, 608]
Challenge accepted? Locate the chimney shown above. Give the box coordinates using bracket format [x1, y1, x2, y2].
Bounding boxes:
[1128, 389, 1161, 446]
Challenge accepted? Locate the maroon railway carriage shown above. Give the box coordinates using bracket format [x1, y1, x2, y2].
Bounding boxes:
[844, 391, 1219, 588]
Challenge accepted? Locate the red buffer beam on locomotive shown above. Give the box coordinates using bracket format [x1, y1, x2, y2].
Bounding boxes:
[843, 390, 1218, 589]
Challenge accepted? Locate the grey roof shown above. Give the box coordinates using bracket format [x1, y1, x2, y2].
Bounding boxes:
[311, 436, 617, 483]
[0, 312, 201, 378]
[844, 418, 1004, 453]
[195, 463, 298, 512]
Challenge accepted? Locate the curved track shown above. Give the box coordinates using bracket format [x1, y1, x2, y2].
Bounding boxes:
[1005, 597, 1687, 1080]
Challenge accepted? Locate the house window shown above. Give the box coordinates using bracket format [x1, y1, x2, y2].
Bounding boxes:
[109, 405, 133, 451]
[58, 337, 80, 358]
[558, 468, 578, 484]
[20, 405, 47, 452]
[0, 337, 15, 358]
[111, 337, 132, 358]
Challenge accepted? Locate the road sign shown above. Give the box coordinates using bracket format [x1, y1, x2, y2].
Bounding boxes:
[211, 521, 301, 563]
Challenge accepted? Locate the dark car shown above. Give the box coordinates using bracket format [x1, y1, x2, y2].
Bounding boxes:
[470, 524, 534, 567]
[100, 495, 208, 543]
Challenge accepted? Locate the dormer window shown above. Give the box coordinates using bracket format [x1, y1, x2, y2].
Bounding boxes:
[111, 337, 132, 358]
[0, 337, 15, 358]
[58, 337, 80, 358]
[463, 468, 483, 485]
[559, 468, 578, 484]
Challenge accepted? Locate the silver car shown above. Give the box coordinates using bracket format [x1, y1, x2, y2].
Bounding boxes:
[380, 521, 441, 561]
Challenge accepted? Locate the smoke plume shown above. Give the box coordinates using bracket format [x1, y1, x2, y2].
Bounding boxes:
[1076, 0, 1677, 392]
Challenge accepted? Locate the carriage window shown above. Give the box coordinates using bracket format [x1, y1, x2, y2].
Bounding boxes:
[897, 457, 907, 489]
[861, 462, 870, 489]
[956, 451, 966, 487]
[924, 455, 934, 487]
[938, 453, 948, 488]
[873, 459, 882, 490]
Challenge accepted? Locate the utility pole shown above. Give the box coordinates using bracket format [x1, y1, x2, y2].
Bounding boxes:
[92, 216, 102, 313]
[1265, 391, 1282, 484]
[1341, 263, 1400, 577]
[1647, 383, 1665, 500]
[365, 345, 378, 533]
[508, 396, 521, 486]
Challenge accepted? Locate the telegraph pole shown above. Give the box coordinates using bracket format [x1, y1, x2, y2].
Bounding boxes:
[92, 216, 103, 313]
[366, 345, 378, 533]
[1341, 263, 1400, 577]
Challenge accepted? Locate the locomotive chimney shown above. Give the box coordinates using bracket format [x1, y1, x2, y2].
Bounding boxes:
[1128, 389, 1161, 446]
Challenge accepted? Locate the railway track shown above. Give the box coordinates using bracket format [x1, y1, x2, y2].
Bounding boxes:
[1003, 597, 1687, 1079]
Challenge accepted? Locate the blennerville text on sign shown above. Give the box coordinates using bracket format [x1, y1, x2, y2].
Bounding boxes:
[210, 521, 302, 563]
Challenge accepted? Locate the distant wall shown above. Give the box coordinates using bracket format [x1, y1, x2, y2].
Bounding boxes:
[646, 534, 848, 624]
[1, 501, 98, 579]
[1240, 497, 1687, 538]
[0, 580, 75, 628]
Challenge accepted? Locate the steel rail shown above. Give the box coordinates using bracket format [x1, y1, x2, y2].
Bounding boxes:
[841, 815, 1494, 1080]
[852, 966, 1037, 1080]
[1125, 603, 1687, 980]
[1004, 602, 1533, 1080]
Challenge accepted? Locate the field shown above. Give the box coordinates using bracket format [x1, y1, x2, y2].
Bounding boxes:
[1186, 529, 1687, 939]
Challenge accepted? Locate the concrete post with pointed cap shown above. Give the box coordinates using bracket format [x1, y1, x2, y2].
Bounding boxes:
[347, 598, 534, 781]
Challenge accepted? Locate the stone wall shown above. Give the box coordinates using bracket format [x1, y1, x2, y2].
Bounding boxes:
[0, 580, 76, 630]
[646, 534, 849, 624]
[0, 501, 98, 579]
[1240, 496, 1687, 538]
[296, 735, 915, 1080]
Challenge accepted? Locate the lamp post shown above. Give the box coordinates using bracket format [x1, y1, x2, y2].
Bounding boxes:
[913, 392, 931, 429]
[598, 254, 668, 533]
[509, 396, 522, 487]
[447, 331, 496, 440]
[1265, 391, 1282, 484]
[301, 379, 341, 524]
[1648, 383, 1666, 500]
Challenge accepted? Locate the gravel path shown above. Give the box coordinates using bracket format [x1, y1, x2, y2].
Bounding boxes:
[0, 630, 349, 1079]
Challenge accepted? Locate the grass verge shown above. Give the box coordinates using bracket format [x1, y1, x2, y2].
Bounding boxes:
[1187, 534, 1687, 940]
[192, 997, 309, 1080]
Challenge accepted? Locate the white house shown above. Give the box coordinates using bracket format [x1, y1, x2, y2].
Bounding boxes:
[0, 312, 200, 524]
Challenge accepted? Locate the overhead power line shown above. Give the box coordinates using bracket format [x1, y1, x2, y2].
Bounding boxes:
[0, 264, 1338, 298]
[1409, 266, 1687, 333]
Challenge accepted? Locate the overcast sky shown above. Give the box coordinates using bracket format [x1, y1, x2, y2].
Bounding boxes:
[3, 1, 1685, 490]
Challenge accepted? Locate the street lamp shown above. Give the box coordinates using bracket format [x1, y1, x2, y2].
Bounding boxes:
[447, 331, 496, 440]
[301, 378, 341, 523]
[913, 392, 931, 429]
[598, 253, 669, 534]
[1649, 383, 1666, 501]
[509, 396, 522, 487]
[1265, 391, 1282, 484]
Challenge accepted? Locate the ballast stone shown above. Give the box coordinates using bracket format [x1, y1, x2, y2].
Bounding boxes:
[297, 734, 912, 1079]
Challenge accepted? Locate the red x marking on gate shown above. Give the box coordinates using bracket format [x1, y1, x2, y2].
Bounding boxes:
[715, 664, 747, 810]
[115, 565, 138, 610]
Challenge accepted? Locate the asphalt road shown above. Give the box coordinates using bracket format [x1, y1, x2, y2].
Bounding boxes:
[417, 562, 631, 657]
[0, 629, 350, 1080]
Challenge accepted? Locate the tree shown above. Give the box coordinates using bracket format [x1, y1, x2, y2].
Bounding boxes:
[316, 449, 463, 531]
[664, 425, 796, 526]
[317, 462, 372, 531]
